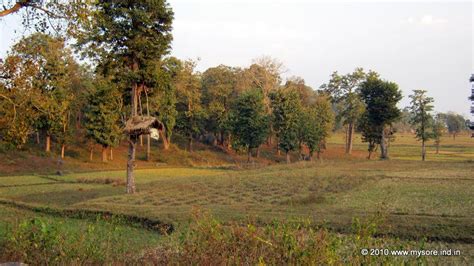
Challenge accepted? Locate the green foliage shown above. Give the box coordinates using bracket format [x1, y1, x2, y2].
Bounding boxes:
[359, 74, 402, 158]
[442, 112, 466, 138]
[0, 33, 78, 148]
[83, 77, 122, 148]
[301, 96, 335, 157]
[270, 88, 302, 155]
[409, 90, 435, 142]
[0, 216, 146, 264]
[321, 68, 366, 127]
[231, 89, 270, 155]
[201, 65, 240, 138]
[175, 59, 205, 142]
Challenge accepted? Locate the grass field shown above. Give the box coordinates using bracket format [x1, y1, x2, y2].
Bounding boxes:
[0, 132, 473, 263]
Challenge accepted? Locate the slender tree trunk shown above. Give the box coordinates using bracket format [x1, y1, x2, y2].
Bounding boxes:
[346, 122, 354, 154]
[126, 75, 139, 194]
[89, 147, 93, 161]
[286, 151, 290, 164]
[188, 137, 193, 152]
[101, 146, 108, 162]
[61, 144, 65, 159]
[110, 147, 114, 161]
[380, 128, 388, 160]
[256, 146, 260, 158]
[247, 147, 252, 163]
[45, 135, 51, 153]
[126, 135, 137, 194]
[36, 132, 40, 145]
[453, 133, 456, 140]
[436, 142, 439, 154]
[140, 135, 143, 146]
[159, 129, 170, 150]
[421, 140, 426, 161]
[146, 135, 151, 161]
[145, 88, 151, 160]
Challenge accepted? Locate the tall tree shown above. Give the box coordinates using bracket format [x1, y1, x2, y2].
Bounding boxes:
[409, 90, 434, 161]
[150, 57, 181, 150]
[83, 78, 122, 162]
[302, 95, 334, 160]
[175, 59, 204, 152]
[270, 88, 302, 163]
[359, 74, 402, 160]
[201, 65, 239, 147]
[76, 0, 174, 194]
[321, 68, 366, 155]
[444, 112, 466, 140]
[0, 33, 77, 155]
[231, 89, 270, 162]
[432, 113, 446, 154]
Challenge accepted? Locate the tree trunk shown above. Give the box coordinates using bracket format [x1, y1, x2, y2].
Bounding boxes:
[146, 134, 151, 161]
[453, 133, 456, 140]
[102, 146, 108, 162]
[421, 140, 426, 161]
[380, 128, 389, 160]
[247, 148, 252, 163]
[286, 151, 290, 164]
[61, 144, 65, 159]
[188, 137, 193, 152]
[36, 132, 40, 145]
[89, 147, 93, 161]
[45, 135, 51, 153]
[436, 143, 439, 154]
[256, 146, 260, 158]
[126, 136, 137, 194]
[159, 129, 170, 150]
[140, 135, 143, 146]
[110, 147, 114, 161]
[346, 122, 354, 154]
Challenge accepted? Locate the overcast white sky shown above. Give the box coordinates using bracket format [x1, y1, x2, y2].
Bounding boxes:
[1, 0, 473, 116]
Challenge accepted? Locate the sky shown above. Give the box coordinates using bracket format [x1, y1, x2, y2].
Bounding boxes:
[1, 0, 473, 116]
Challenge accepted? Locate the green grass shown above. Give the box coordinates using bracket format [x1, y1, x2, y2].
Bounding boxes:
[0, 132, 473, 263]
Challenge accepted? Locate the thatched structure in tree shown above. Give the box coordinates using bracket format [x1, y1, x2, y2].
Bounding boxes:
[124, 116, 163, 137]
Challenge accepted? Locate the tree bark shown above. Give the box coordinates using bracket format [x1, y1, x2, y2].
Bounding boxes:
[102, 146, 108, 162]
[380, 128, 389, 160]
[346, 122, 354, 154]
[126, 136, 137, 194]
[140, 135, 143, 146]
[286, 151, 290, 163]
[421, 140, 426, 161]
[146, 134, 151, 161]
[61, 144, 65, 159]
[45, 135, 51, 153]
[188, 137, 193, 152]
[159, 129, 170, 150]
[36, 132, 40, 145]
[110, 147, 114, 161]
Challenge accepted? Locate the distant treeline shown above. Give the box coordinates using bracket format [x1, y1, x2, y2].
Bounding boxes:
[0, 34, 468, 163]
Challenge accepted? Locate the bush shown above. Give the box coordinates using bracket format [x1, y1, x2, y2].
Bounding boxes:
[0, 217, 131, 264]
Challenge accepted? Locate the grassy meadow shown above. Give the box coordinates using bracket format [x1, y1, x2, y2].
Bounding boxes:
[0, 132, 473, 263]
